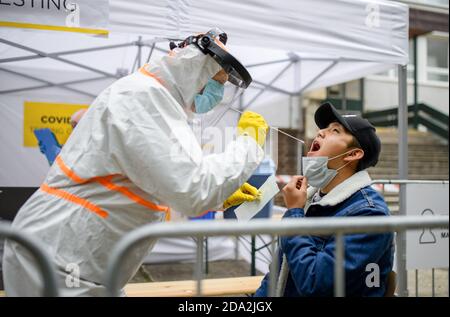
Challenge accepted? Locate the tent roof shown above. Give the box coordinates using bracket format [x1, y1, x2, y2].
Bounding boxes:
[0, 0, 410, 188]
[109, 0, 409, 65]
[0, 0, 409, 102]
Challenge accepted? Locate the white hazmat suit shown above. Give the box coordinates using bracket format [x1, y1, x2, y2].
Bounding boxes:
[2, 45, 263, 296]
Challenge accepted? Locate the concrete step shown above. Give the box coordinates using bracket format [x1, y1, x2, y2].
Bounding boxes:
[378, 138, 447, 146]
[380, 149, 448, 155]
[375, 128, 447, 145]
[376, 161, 449, 168]
[381, 143, 448, 149]
[379, 155, 449, 162]
[375, 165, 448, 172]
[380, 146, 448, 152]
[369, 169, 449, 179]
[380, 149, 449, 156]
[368, 173, 449, 181]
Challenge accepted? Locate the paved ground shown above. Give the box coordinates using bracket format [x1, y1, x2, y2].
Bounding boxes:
[130, 259, 261, 283]
[131, 260, 449, 297]
[407, 269, 449, 297]
[0, 250, 447, 297]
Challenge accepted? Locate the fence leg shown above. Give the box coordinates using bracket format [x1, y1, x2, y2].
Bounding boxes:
[234, 236, 240, 260]
[195, 236, 204, 296]
[432, 268, 435, 297]
[397, 64, 409, 297]
[204, 237, 209, 275]
[268, 235, 279, 297]
[334, 233, 345, 297]
[251, 236, 256, 276]
[416, 270, 418, 297]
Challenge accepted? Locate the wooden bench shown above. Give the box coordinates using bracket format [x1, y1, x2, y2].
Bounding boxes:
[124, 276, 264, 297]
[0, 276, 264, 297]
[1, 273, 397, 297]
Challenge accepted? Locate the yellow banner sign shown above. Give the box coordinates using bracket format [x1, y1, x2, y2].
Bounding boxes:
[24, 101, 88, 147]
[0, 0, 109, 36]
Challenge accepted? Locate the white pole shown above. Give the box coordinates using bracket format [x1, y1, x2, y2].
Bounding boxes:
[397, 65, 409, 297]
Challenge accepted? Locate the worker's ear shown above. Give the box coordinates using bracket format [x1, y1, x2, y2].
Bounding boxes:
[343, 148, 364, 162]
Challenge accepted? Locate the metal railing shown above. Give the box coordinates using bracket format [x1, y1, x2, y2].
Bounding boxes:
[242, 179, 449, 295]
[373, 179, 449, 297]
[104, 215, 448, 297]
[0, 221, 59, 297]
[363, 103, 449, 142]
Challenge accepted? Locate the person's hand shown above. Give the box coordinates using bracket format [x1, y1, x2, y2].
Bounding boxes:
[237, 111, 269, 147]
[282, 176, 308, 209]
[223, 182, 261, 209]
[212, 69, 228, 84]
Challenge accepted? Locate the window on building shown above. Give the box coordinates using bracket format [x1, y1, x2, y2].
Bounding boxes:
[371, 35, 449, 85]
[325, 80, 364, 113]
[426, 36, 449, 83]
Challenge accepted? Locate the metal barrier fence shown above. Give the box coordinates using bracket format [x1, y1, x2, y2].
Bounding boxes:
[240, 179, 449, 296]
[104, 215, 448, 297]
[373, 180, 449, 297]
[0, 221, 59, 297]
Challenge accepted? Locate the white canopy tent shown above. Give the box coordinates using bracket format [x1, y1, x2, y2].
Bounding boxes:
[0, 0, 410, 294]
[0, 0, 409, 187]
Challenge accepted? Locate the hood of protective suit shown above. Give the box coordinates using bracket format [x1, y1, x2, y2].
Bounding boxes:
[144, 45, 222, 110]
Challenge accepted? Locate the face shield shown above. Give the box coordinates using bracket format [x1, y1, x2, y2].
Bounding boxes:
[170, 28, 251, 116]
[170, 28, 252, 89]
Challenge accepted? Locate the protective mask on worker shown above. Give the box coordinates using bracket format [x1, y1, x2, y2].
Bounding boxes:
[302, 149, 355, 189]
[194, 78, 225, 113]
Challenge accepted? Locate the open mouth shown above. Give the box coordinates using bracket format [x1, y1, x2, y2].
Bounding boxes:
[309, 140, 321, 153]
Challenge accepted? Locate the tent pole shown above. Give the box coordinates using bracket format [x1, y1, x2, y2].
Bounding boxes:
[299, 57, 374, 63]
[0, 42, 134, 64]
[0, 72, 106, 96]
[342, 83, 347, 111]
[252, 80, 294, 96]
[0, 67, 96, 98]
[136, 36, 143, 69]
[413, 36, 419, 129]
[147, 46, 169, 54]
[295, 60, 339, 95]
[243, 62, 293, 109]
[294, 59, 304, 175]
[146, 43, 156, 63]
[245, 58, 291, 68]
[289, 95, 293, 129]
[397, 64, 409, 297]
[0, 38, 118, 78]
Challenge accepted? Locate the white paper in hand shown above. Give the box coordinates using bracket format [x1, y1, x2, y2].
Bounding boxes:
[234, 174, 280, 221]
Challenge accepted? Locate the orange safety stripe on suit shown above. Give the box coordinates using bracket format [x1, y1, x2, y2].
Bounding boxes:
[93, 175, 169, 212]
[49, 156, 170, 219]
[40, 183, 109, 219]
[139, 64, 164, 86]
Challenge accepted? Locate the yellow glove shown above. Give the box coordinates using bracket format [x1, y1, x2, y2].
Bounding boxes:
[237, 111, 269, 147]
[223, 182, 261, 209]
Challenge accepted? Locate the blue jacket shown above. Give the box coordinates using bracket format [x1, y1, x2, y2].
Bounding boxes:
[255, 171, 394, 297]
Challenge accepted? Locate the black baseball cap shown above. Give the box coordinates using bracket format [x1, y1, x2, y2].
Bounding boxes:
[314, 102, 381, 170]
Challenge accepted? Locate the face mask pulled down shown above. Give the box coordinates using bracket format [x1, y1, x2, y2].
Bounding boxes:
[302, 149, 355, 189]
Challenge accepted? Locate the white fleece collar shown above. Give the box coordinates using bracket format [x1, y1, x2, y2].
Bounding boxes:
[305, 170, 373, 209]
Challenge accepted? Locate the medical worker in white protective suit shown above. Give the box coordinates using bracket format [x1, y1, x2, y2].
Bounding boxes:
[2, 29, 268, 296]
